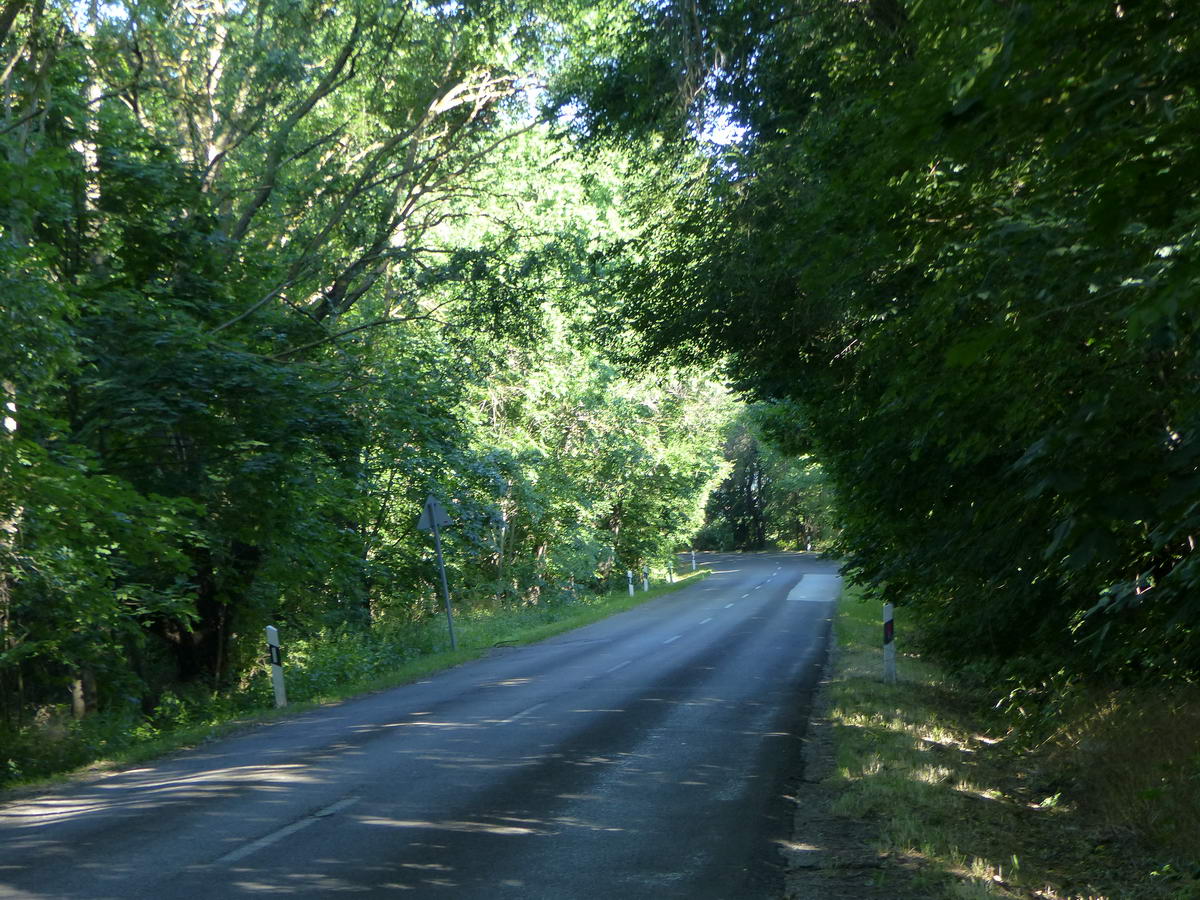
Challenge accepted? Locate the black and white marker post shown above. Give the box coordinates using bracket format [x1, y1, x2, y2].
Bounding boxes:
[265, 625, 287, 708]
[883, 602, 896, 684]
[642, 566, 650, 592]
[417, 495, 457, 651]
[691, 549, 696, 571]
[627, 569, 634, 597]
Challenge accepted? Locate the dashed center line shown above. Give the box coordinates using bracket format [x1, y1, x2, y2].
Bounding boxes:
[741, 593, 750, 598]
[605, 659, 632, 674]
[496, 702, 547, 725]
[663, 634, 682, 645]
[724, 603, 734, 608]
[216, 797, 359, 865]
[699, 617, 713, 625]
[508, 702, 546, 722]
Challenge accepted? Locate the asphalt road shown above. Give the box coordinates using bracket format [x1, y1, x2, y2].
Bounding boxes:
[0, 552, 840, 899]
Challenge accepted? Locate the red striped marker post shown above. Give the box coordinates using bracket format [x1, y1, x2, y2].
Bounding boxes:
[883, 602, 896, 684]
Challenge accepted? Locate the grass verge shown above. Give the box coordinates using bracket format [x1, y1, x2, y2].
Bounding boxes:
[1, 568, 710, 795]
[824, 583, 1200, 899]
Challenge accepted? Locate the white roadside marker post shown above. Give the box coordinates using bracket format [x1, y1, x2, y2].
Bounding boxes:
[883, 602, 896, 684]
[265, 625, 287, 708]
[668, 561, 675, 583]
[642, 566, 650, 592]
[691, 549, 696, 571]
[627, 569, 634, 597]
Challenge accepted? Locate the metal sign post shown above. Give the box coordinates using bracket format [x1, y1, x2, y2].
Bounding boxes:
[265, 625, 287, 708]
[418, 496, 457, 651]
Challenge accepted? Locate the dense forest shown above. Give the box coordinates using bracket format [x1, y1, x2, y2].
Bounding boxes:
[3, 0, 1197, 767]
[0, 0, 742, 739]
[564, 0, 1199, 691]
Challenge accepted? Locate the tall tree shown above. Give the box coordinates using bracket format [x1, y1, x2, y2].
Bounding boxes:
[1, 0, 739, 735]
[558, 0, 1200, 683]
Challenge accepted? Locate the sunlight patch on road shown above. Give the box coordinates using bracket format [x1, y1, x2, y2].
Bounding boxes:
[354, 816, 546, 836]
[0, 763, 322, 829]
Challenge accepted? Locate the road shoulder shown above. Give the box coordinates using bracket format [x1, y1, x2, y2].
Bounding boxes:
[781, 634, 927, 899]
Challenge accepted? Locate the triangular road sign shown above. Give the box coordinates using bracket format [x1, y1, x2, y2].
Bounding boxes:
[417, 495, 452, 532]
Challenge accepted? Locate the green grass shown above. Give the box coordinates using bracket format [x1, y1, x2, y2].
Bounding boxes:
[0, 569, 710, 794]
[825, 583, 1200, 900]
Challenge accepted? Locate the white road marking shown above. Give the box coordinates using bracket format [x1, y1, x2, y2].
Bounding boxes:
[724, 603, 734, 609]
[786, 574, 842, 602]
[503, 702, 547, 723]
[663, 634, 682, 645]
[217, 798, 359, 864]
[741, 593, 750, 598]
[699, 617, 713, 625]
[604, 659, 632, 674]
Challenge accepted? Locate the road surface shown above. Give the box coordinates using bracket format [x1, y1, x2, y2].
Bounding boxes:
[0, 552, 840, 898]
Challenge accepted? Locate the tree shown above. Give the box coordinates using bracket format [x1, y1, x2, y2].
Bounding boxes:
[559, 0, 1200, 683]
[1, 0, 738, 736]
[697, 404, 837, 552]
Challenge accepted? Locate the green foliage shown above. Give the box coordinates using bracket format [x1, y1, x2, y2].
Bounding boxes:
[698, 403, 837, 551]
[0, 0, 732, 752]
[0, 568, 708, 788]
[577, 0, 1200, 685]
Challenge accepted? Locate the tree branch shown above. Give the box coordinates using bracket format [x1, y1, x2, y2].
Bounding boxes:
[0, 0, 26, 47]
[270, 307, 444, 359]
[227, 15, 364, 245]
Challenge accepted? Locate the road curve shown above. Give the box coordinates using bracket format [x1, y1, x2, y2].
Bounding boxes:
[0, 552, 840, 899]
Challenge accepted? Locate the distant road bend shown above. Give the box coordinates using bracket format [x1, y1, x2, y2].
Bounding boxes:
[0, 552, 840, 899]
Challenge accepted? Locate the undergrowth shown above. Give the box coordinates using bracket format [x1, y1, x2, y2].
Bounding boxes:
[0, 568, 708, 792]
[826, 583, 1200, 899]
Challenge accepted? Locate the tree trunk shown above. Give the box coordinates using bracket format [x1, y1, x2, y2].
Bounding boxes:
[71, 0, 104, 275]
[162, 541, 261, 686]
[69, 667, 97, 719]
[0, 381, 20, 726]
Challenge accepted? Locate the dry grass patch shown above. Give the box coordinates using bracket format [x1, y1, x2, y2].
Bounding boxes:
[824, 584, 1200, 899]
[1062, 686, 1200, 865]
